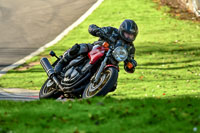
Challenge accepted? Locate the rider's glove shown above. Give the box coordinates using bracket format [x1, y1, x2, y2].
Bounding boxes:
[96, 29, 105, 38]
[124, 59, 137, 73]
[131, 59, 137, 68]
[109, 35, 116, 43]
[89, 24, 102, 36]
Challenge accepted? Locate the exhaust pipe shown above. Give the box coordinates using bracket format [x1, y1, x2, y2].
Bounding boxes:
[40, 58, 64, 91]
[40, 58, 55, 77]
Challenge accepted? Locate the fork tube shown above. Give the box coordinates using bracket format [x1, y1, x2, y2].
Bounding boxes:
[94, 49, 111, 83]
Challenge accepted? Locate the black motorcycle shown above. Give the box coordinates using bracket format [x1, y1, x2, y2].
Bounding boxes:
[39, 33, 129, 99]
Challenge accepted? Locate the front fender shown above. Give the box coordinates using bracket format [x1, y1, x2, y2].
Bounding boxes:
[104, 64, 119, 71]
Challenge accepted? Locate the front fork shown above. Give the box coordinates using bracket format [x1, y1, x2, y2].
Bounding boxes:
[94, 49, 111, 83]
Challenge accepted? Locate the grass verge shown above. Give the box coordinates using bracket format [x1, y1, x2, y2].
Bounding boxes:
[0, 0, 200, 132]
[0, 0, 199, 98]
[1, 97, 200, 133]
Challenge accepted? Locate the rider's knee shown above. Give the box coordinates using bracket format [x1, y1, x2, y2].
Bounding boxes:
[69, 43, 80, 56]
[78, 43, 93, 54]
[64, 43, 93, 59]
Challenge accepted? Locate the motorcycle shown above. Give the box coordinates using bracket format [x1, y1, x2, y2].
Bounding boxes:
[39, 32, 129, 99]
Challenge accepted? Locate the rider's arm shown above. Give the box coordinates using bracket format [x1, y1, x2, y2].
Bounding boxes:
[124, 44, 137, 73]
[88, 24, 118, 40]
[88, 24, 101, 37]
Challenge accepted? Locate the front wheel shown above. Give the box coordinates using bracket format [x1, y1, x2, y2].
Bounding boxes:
[82, 67, 118, 98]
[39, 79, 62, 99]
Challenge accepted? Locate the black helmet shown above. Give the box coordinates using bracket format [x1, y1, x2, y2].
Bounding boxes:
[119, 19, 138, 43]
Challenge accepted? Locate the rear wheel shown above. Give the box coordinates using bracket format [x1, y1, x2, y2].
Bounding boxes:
[82, 67, 118, 98]
[39, 79, 62, 99]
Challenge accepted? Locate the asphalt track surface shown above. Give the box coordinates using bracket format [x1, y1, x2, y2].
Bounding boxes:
[0, 0, 96, 71]
[0, 0, 97, 100]
[0, 88, 39, 101]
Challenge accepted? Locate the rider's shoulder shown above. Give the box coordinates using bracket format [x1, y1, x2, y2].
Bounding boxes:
[102, 26, 118, 32]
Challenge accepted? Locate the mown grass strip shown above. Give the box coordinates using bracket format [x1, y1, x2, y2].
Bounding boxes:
[0, 97, 200, 133]
[0, 0, 200, 132]
[0, 0, 199, 99]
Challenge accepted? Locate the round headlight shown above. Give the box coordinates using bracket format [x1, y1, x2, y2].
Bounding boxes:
[112, 46, 128, 62]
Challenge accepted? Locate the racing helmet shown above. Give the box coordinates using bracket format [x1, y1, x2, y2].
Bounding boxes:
[119, 19, 138, 43]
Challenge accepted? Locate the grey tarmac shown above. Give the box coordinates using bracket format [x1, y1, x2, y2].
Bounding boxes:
[0, 88, 39, 101]
[0, 0, 97, 100]
[0, 0, 97, 71]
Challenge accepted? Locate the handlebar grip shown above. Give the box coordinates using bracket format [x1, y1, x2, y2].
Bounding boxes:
[97, 29, 115, 44]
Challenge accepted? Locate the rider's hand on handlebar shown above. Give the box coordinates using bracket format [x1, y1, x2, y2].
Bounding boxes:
[126, 59, 137, 69]
[96, 29, 105, 38]
[109, 36, 116, 43]
[96, 30, 116, 44]
[132, 59, 137, 68]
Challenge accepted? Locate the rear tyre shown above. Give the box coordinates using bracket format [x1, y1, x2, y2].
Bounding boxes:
[82, 67, 118, 98]
[39, 79, 62, 99]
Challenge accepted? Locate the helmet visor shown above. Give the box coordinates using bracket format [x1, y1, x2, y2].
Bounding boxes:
[124, 32, 134, 41]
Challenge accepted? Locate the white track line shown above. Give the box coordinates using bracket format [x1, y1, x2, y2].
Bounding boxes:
[0, 0, 104, 78]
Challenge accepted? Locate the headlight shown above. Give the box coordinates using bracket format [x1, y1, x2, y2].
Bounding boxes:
[112, 46, 128, 62]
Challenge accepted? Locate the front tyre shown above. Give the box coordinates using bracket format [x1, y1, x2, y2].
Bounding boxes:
[82, 67, 118, 98]
[39, 78, 62, 99]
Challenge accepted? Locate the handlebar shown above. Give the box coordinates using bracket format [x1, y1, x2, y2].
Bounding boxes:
[98, 29, 115, 44]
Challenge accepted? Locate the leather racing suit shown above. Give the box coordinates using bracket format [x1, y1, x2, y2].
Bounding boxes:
[54, 24, 137, 74]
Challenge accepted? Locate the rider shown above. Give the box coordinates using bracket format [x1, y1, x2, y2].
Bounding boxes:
[54, 19, 138, 74]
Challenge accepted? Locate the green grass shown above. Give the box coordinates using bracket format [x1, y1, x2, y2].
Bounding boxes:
[0, 0, 200, 132]
[0, 97, 200, 133]
[0, 0, 199, 98]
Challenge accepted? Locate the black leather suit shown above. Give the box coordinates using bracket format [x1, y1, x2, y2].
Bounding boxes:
[88, 24, 136, 73]
[54, 24, 137, 74]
